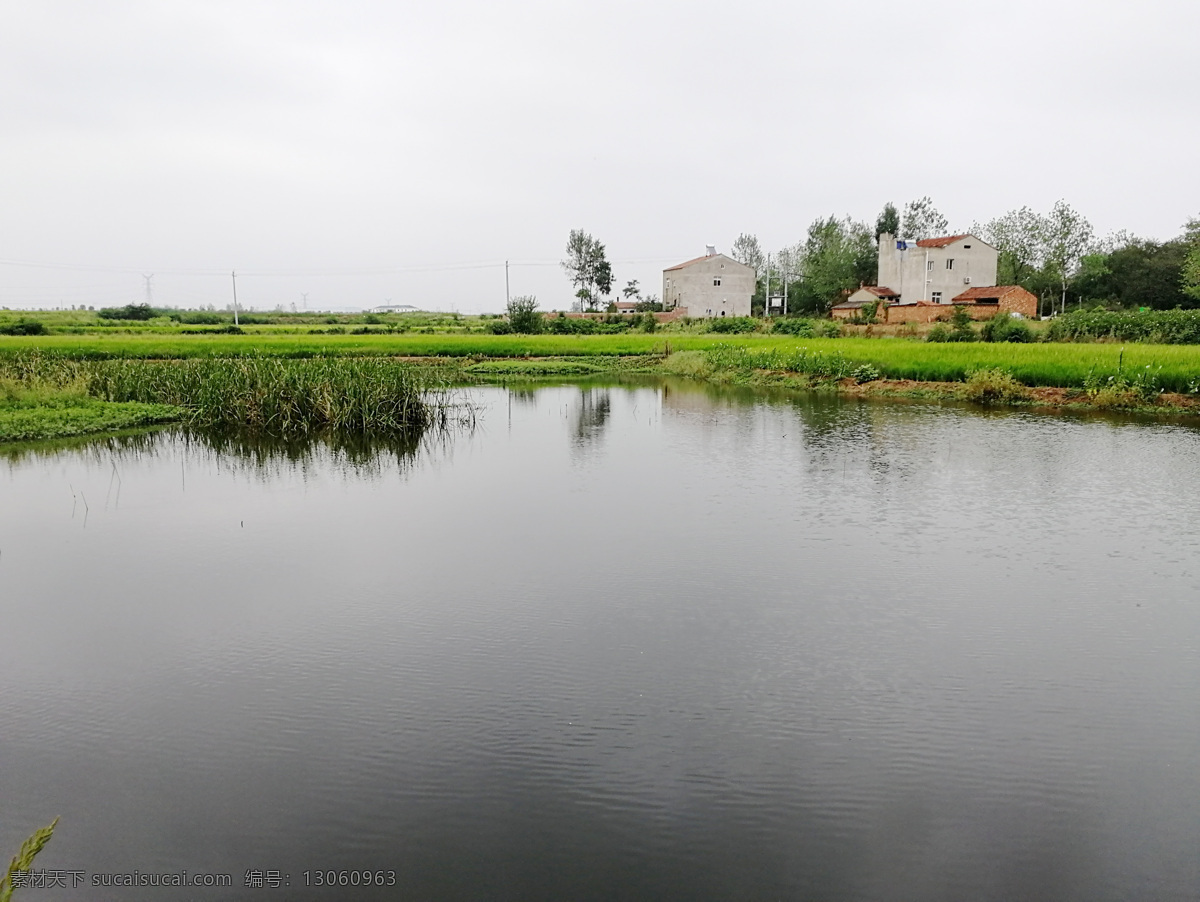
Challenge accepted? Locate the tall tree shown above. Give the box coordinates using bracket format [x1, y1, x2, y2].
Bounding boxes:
[900, 197, 950, 240]
[974, 206, 1046, 287]
[875, 202, 900, 240]
[1041, 200, 1094, 315]
[792, 216, 874, 314]
[561, 229, 612, 312]
[730, 233, 765, 276]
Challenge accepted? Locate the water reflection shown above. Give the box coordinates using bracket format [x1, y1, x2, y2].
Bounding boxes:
[3, 381, 1200, 901]
[2, 426, 441, 484]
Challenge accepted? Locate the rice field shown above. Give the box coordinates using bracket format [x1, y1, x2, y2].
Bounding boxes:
[6, 332, 1200, 391]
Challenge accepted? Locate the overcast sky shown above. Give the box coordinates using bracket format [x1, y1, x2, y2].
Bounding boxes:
[2, 0, 1197, 312]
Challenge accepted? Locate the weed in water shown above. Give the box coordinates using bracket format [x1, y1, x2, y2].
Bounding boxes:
[960, 368, 1030, 404]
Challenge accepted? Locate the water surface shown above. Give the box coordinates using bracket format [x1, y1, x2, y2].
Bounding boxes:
[2, 381, 1199, 900]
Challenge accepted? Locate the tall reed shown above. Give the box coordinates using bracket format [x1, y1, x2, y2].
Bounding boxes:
[84, 357, 451, 433]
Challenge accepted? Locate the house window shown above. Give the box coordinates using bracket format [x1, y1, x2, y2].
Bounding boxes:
[932, 292, 943, 303]
[927, 260, 935, 271]
[713, 278, 722, 286]
[964, 244, 972, 249]
[946, 259, 955, 270]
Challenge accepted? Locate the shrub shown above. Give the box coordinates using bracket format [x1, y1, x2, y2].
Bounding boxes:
[851, 363, 881, 383]
[961, 368, 1030, 404]
[850, 300, 879, 325]
[488, 320, 514, 334]
[507, 295, 543, 334]
[97, 304, 158, 320]
[926, 324, 951, 342]
[707, 316, 759, 334]
[948, 305, 977, 342]
[980, 312, 1034, 343]
[175, 311, 225, 325]
[772, 318, 816, 337]
[0, 319, 49, 336]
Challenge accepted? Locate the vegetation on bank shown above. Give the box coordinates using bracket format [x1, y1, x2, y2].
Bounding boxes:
[0, 354, 461, 441]
[1046, 307, 1200, 344]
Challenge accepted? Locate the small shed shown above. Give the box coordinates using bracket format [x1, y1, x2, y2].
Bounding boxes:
[951, 285, 1038, 318]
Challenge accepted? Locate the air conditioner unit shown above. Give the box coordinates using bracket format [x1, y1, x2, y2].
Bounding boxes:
[963, 277, 971, 284]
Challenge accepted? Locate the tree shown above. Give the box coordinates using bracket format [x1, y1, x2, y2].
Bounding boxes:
[506, 295, 542, 333]
[730, 233, 765, 276]
[1072, 237, 1192, 310]
[622, 279, 640, 301]
[1041, 199, 1094, 315]
[900, 197, 950, 240]
[1184, 216, 1200, 303]
[561, 229, 613, 312]
[791, 216, 875, 314]
[875, 202, 900, 240]
[974, 206, 1046, 287]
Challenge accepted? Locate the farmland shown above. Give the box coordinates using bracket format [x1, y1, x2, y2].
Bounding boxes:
[5, 324, 1200, 443]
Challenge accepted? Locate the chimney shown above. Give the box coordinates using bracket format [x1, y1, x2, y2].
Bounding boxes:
[705, 244, 716, 257]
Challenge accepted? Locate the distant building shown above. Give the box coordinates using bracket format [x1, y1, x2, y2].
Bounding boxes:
[663, 247, 755, 318]
[614, 301, 639, 314]
[834, 286, 901, 316]
[877, 233, 998, 305]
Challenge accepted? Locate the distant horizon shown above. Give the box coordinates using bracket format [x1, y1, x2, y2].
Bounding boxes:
[4, 0, 1196, 314]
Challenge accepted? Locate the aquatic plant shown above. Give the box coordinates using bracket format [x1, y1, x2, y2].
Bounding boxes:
[86, 357, 456, 434]
[2, 819, 58, 902]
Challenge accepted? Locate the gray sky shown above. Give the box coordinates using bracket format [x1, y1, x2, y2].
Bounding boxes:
[2, 0, 1197, 313]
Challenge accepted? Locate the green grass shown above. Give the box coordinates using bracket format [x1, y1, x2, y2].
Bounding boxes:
[0, 367, 180, 441]
[0, 398, 179, 442]
[0, 353, 462, 440]
[693, 338, 1200, 392]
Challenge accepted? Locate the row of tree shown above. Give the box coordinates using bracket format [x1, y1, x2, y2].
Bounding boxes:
[729, 199, 1200, 315]
[561, 200, 1200, 317]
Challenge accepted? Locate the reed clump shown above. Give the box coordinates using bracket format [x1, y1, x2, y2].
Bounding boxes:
[85, 357, 450, 433]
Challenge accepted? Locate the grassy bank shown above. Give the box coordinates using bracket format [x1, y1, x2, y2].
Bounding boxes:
[5, 332, 1200, 390]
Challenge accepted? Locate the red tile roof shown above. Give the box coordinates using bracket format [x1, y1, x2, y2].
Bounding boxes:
[664, 253, 719, 271]
[915, 234, 972, 248]
[863, 286, 900, 298]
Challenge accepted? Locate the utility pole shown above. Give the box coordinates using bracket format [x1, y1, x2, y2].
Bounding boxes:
[301, 292, 308, 311]
[142, 273, 154, 306]
[231, 271, 239, 326]
[505, 260, 510, 307]
[763, 253, 771, 318]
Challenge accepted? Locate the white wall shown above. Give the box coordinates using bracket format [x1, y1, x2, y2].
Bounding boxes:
[877, 233, 998, 303]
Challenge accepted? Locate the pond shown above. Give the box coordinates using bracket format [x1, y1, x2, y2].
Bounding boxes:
[2, 380, 1199, 900]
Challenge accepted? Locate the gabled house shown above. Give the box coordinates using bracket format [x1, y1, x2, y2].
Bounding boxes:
[663, 246, 755, 319]
[877, 233, 998, 305]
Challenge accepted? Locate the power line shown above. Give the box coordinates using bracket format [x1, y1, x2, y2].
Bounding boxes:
[0, 255, 692, 278]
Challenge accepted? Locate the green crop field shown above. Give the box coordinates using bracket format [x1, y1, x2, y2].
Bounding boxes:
[5, 332, 1200, 391]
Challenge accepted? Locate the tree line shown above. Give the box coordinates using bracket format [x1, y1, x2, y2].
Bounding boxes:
[555, 203, 1200, 320]
[729, 199, 1200, 316]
